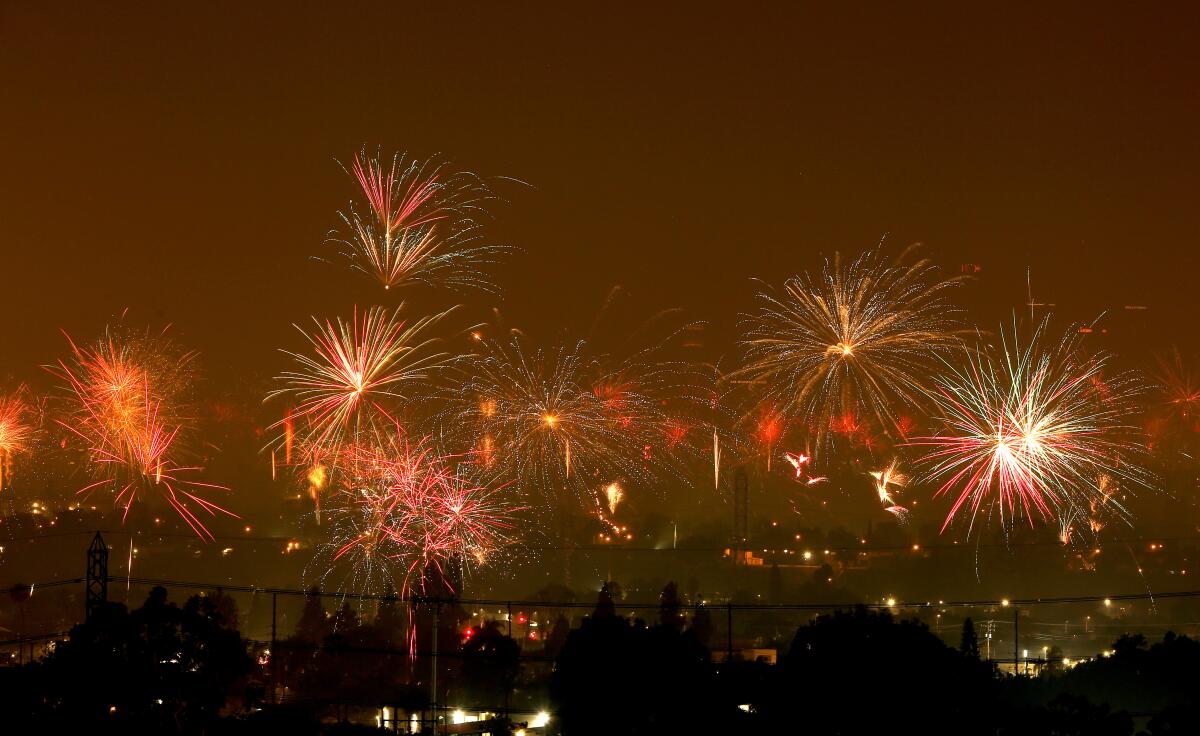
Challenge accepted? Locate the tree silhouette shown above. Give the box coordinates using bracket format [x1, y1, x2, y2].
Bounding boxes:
[659, 581, 684, 632]
[331, 600, 359, 633]
[543, 614, 571, 660]
[961, 617, 980, 659]
[295, 586, 329, 643]
[460, 621, 520, 711]
[758, 607, 996, 735]
[593, 582, 616, 619]
[689, 604, 713, 650]
[375, 587, 405, 645]
[8, 587, 251, 732]
[207, 588, 240, 631]
[552, 582, 725, 735]
[768, 564, 783, 603]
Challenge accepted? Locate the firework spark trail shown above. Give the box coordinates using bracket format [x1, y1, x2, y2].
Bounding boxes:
[51, 329, 234, 538]
[268, 304, 453, 468]
[1058, 505, 1083, 545]
[1125, 543, 1158, 614]
[911, 320, 1152, 536]
[284, 408, 294, 463]
[735, 246, 964, 448]
[885, 505, 911, 522]
[351, 151, 444, 233]
[713, 426, 721, 490]
[330, 149, 508, 292]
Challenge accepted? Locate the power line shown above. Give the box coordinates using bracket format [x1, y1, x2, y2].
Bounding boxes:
[5, 527, 1200, 553]
[95, 575, 1200, 611]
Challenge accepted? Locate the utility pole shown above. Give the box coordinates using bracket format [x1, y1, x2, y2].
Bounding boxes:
[86, 532, 108, 622]
[430, 600, 440, 733]
[1014, 606, 1020, 676]
[726, 603, 734, 663]
[271, 592, 278, 703]
[733, 469, 748, 564]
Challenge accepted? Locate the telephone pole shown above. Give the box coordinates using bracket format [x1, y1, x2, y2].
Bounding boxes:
[1014, 606, 1020, 676]
[430, 600, 441, 733]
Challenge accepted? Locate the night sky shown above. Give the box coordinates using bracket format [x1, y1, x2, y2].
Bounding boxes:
[3, 2, 1198, 381]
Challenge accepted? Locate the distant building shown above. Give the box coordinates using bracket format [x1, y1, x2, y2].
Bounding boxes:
[711, 647, 777, 665]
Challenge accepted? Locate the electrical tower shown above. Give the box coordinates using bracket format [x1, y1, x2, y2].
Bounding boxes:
[86, 531, 108, 621]
[733, 468, 748, 564]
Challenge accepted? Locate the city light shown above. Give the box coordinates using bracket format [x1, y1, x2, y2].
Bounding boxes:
[0, 13, 1192, 733]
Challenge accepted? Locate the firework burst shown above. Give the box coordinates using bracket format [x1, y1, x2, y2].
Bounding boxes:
[1149, 349, 1200, 439]
[870, 459, 907, 506]
[320, 432, 518, 595]
[268, 305, 453, 467]
[51, 327, 233, 538]
[735, 246, 964, 447]
[329, 148, 507, 292]
[911, 320, 1151, 536]
[446, 334, 674, 512]
[603, 481, 624, 513]
[0, 391, 35, 490]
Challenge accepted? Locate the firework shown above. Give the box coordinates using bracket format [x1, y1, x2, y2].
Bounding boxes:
[603, 481, 624, 513]
[268, 304, 453, 467]
[735, 246, 964, 447]
[51, 328, 233, 538]
[755, 410, 783, 470]
[783, 450, 827, 485]
[784, 451, 811, 479]
[1148, 349, 1200, 441]
[910, 320, 1151, 535]
[0, 391, 35, 490]
[885, 505, 911, 522]
[329, 149, 507, 292]
[713, 426, 721, 490]
[446, 335, 670, 511]
[869, 459, 907, 507]
[1058, 506, 1083, 545]
[428, 466, 518, 567]
[321, 433, 517, 595]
